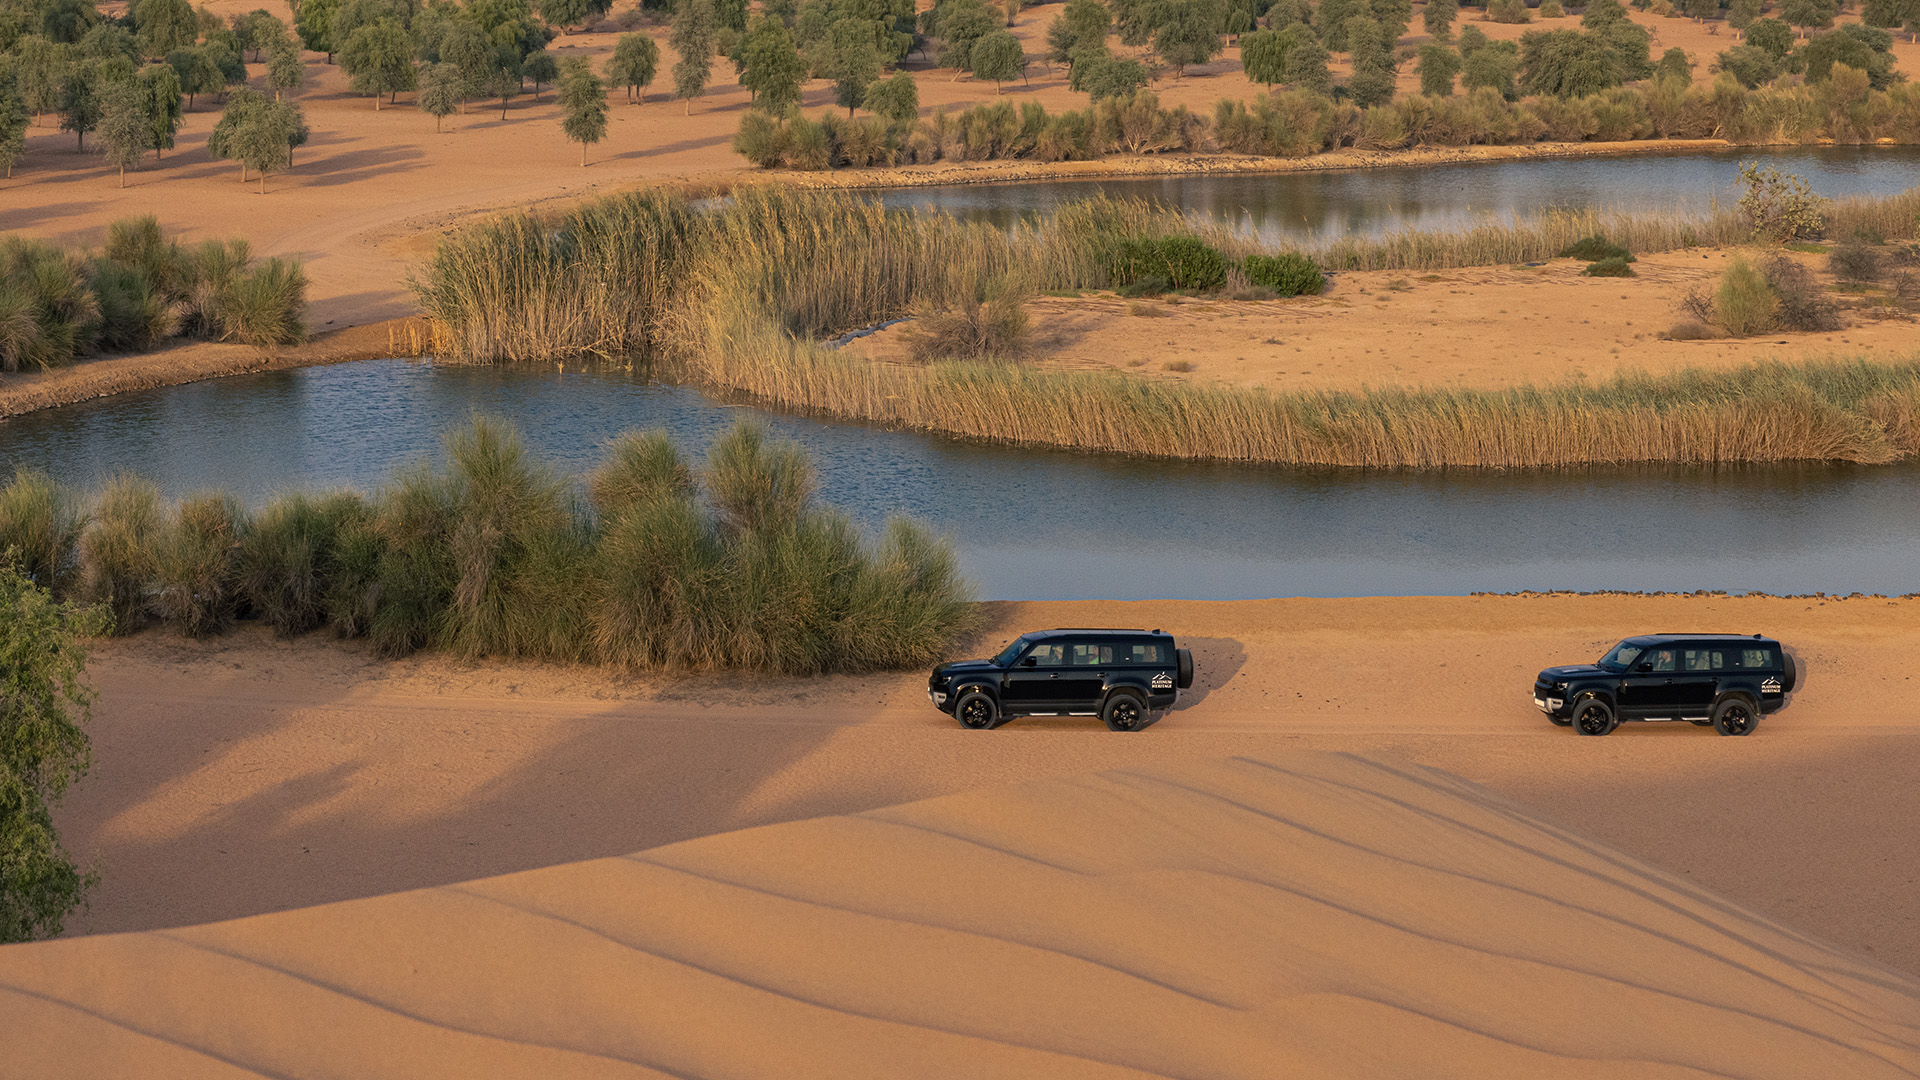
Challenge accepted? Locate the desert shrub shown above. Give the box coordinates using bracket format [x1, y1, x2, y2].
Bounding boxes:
[904, 274, 1032, 360]
[589, 430, 695, 518]
[705, 422, 815, 537]
[0, 470, 83, 597]
[152, 492, 245, 639]
[1583, 256, 1636, 277]
[1243, 252, 1327, 296]
[1665, 320, 1719, 340]
[1736, 161, 1827, 243]
[1761, 254, 1841, 331]
[1539, 0, 1565, 15]
[1117, 274, 1173, 297]
[323, 512, 385, 640]
[76, 474, 162, 635]
[1828, 241, 1883, 284]
[589, 493, 729, 670]
[365, 466, 457, 659]
[1559, 235, 1634, 262]
[220, 258, 308, 347]
[1107, 235, 1229, 291]
[1713, 256, 1781, 335]
[237, 491, 367, 637]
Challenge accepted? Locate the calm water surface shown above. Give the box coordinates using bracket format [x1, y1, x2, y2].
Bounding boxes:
[4, 359, 1917, 601]
[882, 146, 1920, 243]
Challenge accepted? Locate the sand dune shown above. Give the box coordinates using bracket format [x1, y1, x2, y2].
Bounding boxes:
[5, 752, 1916, 1078]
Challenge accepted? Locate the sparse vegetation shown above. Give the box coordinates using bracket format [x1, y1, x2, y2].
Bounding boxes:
[0, 420, 975, 673]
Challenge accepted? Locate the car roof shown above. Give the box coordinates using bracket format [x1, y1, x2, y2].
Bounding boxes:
[1022, 628, 1171, 640]
[1623, 633, 1780, 646]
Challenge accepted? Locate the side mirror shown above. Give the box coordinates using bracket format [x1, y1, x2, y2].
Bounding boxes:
[1636, 661, 1653, 672]
[1021, 656, 1037, 668]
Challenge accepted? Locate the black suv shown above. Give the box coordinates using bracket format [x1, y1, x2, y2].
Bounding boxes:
[929, 628, 1194, 731]
[1534, 634, 1798, 737]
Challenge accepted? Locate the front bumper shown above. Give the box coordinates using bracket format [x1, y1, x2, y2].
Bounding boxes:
[928, 688, 950, 711]
[1534, 690, 1566, 715]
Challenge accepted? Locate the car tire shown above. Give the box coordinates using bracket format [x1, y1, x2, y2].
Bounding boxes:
[1572, 698, 1616, 737]
[1102, 692, 1147, 732]
[955, 690, 999, 730]
[1712, 696, 1758, 737]
[1175, 649, 1194, 690]
[1782, 653, 1799, 693]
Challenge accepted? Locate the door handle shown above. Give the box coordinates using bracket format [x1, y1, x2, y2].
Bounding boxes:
[1048, 673, 1060, 679]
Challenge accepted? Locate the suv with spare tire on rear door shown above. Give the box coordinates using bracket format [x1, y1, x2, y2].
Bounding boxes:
[1533, 634, 1798, 737]
[928, 628, 1193, 731]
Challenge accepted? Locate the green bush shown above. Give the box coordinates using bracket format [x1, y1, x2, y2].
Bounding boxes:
[1107, 235, 1229, 291]
[1243, 252, 1327, 296]
[152, 492, 245, 639]
[0, 470, 83, 597]
[1828, 241, 1883, 284]
[238, 491, 367, 638]
[1582, 256, 1636, 276]
[77, 474, 162, 635]
[1558, 235, 1634, 262]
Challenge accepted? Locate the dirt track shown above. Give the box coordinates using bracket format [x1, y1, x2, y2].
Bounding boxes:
[58, 593, 1920, 976]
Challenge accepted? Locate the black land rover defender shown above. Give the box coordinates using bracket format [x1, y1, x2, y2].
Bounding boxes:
[1534, 634, 1798, 737]
[928, 628, 1194, 731]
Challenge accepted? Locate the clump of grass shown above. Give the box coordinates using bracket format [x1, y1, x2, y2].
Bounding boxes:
[1583, 257, 1636, 277]
[0, 469, 84, 596]
[1829, 242, 1883, 285]
[1665, 321, 1720, 341]
[77, 474, 162, 635]
[1714, 257, 1781, 336]
[1163, 359, 1195, 372]
[589, 429, 695, 517]
[152, 492, 245, 638]
[237, 491, 368, 637]
[903, 273, 1032, 361]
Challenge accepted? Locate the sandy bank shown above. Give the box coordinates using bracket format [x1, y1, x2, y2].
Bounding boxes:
[46, 593, 1920, 980]
[5, 750, 1916, 1079]
[0, 320, 431, 419]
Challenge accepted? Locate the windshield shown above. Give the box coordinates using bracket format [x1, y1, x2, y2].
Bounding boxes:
[1598, 641, 1643, 672]
[992, 636, 1032, 667]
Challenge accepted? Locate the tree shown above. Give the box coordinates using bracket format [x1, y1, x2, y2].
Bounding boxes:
[670, 0, 716, 112]
[95, 79, 150, 184]
[1712, 42, 1780, 85]
[863, 68, 917, 123]
[538, 0, 614, 31]
[968, 27, 1022, 90]
[1682, 0, 1719, 18]
[1861, 0, 1918, 38]
[295, 0, 342, 61]
[233, 10, 288, 60]
[267, 36, 306, 99]
[340, 19, 418, 107]
[1417, 41, 1461, 94]
[826, 20, 883, 111]
[1046, 0, 1109, 72]
[0, 565, 109, 945]
[418, 60, 461, 128]
[1462, 38, 1518, 97]
[1800, 25, 1896, 86]
[1154, 0, 1226, 75]
[208, 88, 303, 187]
[138, 62, 182, 160]
[1727, 0, 1764, 32]
[1424, 0, 1458, 40]
[136, 0, 198, 59]
[57, 66, 98, 150]
[0, 88, 26, 178]
[931, 0, 998, 68]
[440, 19, 496, 105]
[1240, 27, 1292, 84]
[1654, 45, 1691, 81]
[486, 48, 523, 117]
[1746, 17, 1794, 55]
[1780, 0, 1836, 35]
[1370, 0, 1412, 44]
[1283, 29, 1333, 92]
[1520, 28, 1621, 96]
[1344, 16, 1395, 105]
[557, 56, 608, 163]
[522, 49, 559, 96]
[1315, 0, 1361, 51]
[607, 30, 662, 102]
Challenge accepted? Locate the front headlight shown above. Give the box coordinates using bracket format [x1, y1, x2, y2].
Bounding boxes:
[1552, 681, 1568, 692]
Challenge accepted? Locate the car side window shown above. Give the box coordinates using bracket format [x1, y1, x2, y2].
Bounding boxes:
[1023, 643, 1066, 667]
[1123, 643, 1164, 665]
[1643, 649, 1677, 673]
[1740, 648, 1774, 669]
[1070, 644, 1113, 666]
[1683, 649, 1724, 672]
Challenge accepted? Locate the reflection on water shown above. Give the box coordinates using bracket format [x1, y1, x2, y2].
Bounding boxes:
[881, 146, 1920, 245]
[4, 359, 1918, 600]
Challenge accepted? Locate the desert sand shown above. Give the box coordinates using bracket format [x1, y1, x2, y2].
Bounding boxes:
[36, 593, 1920, 983]
[6, 750, 1920, 1078]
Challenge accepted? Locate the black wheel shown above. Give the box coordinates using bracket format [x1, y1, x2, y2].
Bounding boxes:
[955, 690, 998, 730]
[1782, 653, 1799, 693]
[1175, 649, 1194, 690]
[1572, 698, 1616, 737]
[1712, 697, 1757, 737]
[1102, 692, 1147, 731]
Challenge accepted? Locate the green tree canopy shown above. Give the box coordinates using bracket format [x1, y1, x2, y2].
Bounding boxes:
[339, 18, 418, 107]
[295, 0, 342, 59]
[0, 564, 108, 945]
[670, 0, 716, 111]
[1779, 0, 1836, 34]
[1314, 0, 1361, 51]
[1461, 38, 1518, 98]
[95, 77, 150, 184]
[418, 60, 462, 127]
[968, 26, 1022, 90]
[266, 36, 306, 98]
[1424, 0, 1458, 40]
[929, 0, 997, 68]
[826, 19, 882, 110]
[1654, 45, 1691, 81]
[1153, 0, 1226, 75]
[557, 55, 608, 162]
[135, 0, 197, 59]
[137, 61, 182, 158]
[56, 63, 98, 149]
[538, 0, 614, 31]
[1240, 26, 1291, 85]
[0, 87, 27, 179]
[1417, 41, 1461, 95]
[1519, 27, 1621, 97]
[1745, 16, 1794, 55]
[1282, 27, 1332, 92]
[608, 30, 662, 101]
[862, 67, 917, 123]
[1343, 15, 1395, 105]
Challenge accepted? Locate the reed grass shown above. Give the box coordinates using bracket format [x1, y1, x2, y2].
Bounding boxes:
[0, 419, 975, 672]
[0, 469, 83, 595]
